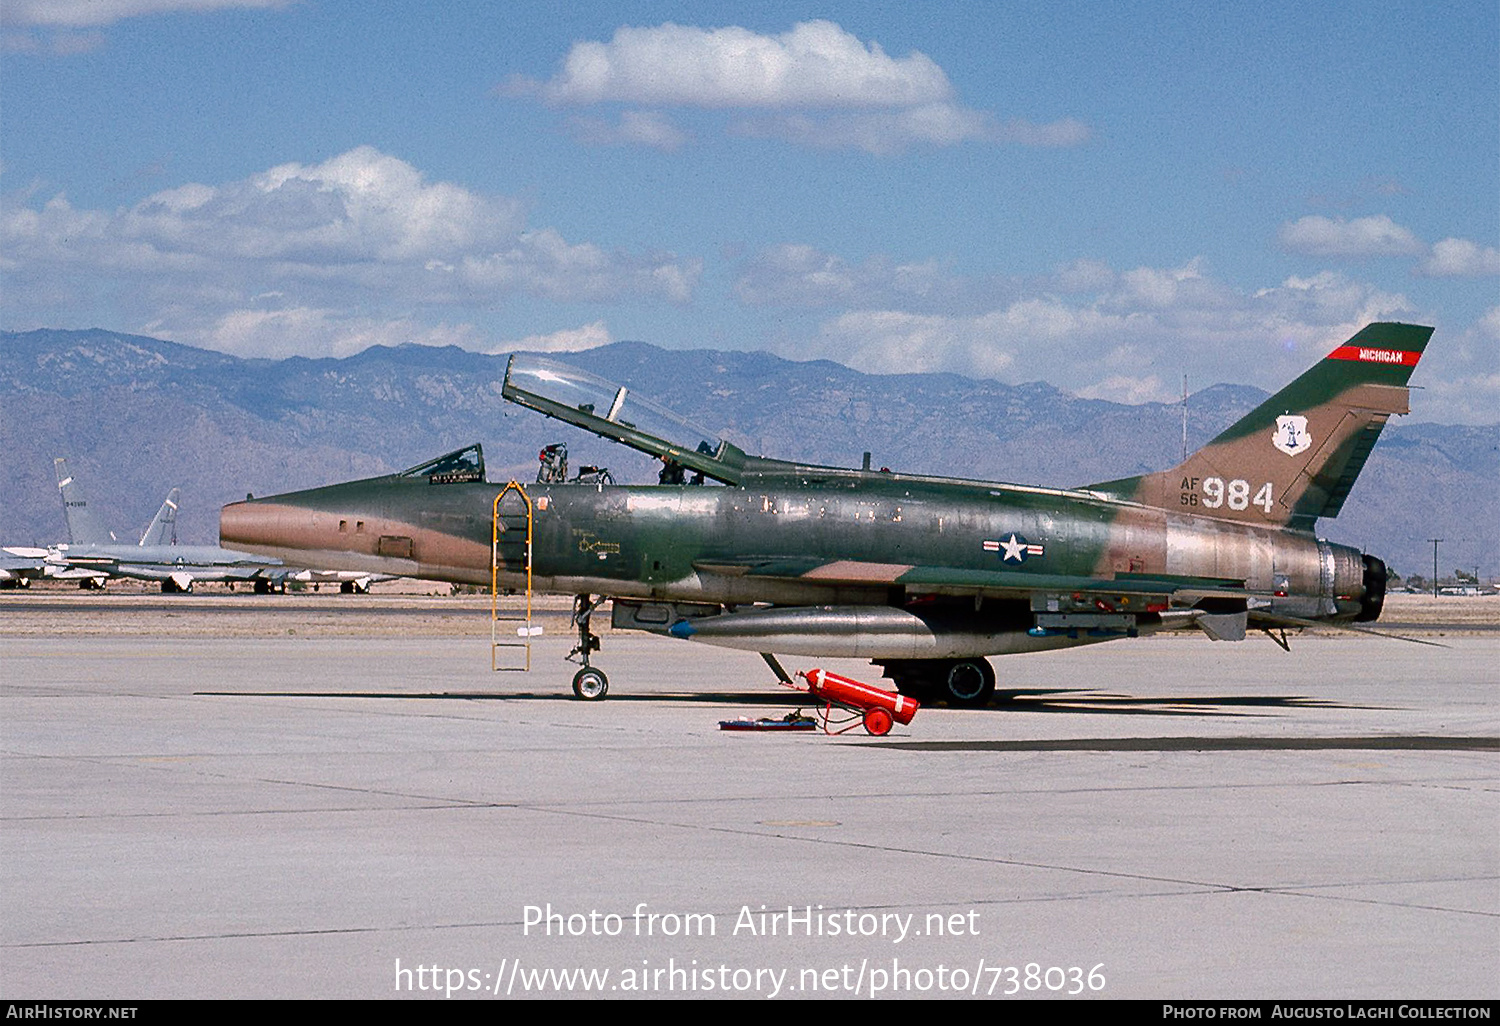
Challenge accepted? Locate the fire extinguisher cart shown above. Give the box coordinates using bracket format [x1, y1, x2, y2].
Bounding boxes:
[791, 668, 920, 736]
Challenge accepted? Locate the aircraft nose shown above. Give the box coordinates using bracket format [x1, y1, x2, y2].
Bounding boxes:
[220, 498, 283, 553]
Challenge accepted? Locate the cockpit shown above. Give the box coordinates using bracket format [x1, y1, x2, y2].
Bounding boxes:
[398, 444, 486, 485]
[502, 355, 746, 485]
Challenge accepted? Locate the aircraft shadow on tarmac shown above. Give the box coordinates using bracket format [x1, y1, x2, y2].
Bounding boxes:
[194, 686, 1386, 718]
[191, 688, 1496, 752]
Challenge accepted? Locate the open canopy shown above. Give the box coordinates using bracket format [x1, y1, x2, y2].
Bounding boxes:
[502, 354, 745, 483]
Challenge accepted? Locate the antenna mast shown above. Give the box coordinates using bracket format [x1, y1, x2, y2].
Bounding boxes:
[1181, 374, 1189, 462]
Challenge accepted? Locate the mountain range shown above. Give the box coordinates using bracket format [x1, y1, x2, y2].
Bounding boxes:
[2, 328, 1494, 580]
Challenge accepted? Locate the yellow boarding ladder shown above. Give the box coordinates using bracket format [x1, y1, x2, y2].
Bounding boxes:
[491, 481, 535, 671]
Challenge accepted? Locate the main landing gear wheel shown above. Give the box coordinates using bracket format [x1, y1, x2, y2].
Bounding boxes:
[942, 658, 995, 708]
[572, 667, 609, 701]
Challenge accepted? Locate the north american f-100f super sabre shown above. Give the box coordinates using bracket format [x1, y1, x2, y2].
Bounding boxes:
[221, 322, 1432, 703]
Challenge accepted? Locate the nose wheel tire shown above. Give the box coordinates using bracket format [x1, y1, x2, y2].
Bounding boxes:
[572, 667, 609, 701]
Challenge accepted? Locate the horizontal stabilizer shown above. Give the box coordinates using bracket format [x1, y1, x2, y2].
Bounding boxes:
[1248, 609, 1447, 648]
[1196, 611, 1248, 641]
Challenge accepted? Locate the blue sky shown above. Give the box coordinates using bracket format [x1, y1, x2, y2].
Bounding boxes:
[3, 0, 1496, 422]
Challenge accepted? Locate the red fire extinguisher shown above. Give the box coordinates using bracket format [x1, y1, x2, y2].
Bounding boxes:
[794, 668, 919, 736]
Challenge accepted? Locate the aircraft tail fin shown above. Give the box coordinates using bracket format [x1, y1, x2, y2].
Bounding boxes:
[54, 457, 117, 545]
[1089, 322, 1432, 529]
[140, 488, 180, 547]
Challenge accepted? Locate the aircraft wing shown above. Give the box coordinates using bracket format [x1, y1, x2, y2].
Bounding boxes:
[37, 557, 109, 583]
[1, 547, 49, 583]
[288, 569, 396, 592]
[693, 557, 1251, 606]
[70, 562, 268, 584]
[289, 568, 395, 582]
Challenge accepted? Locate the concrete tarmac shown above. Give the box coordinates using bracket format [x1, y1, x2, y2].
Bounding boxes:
[1, 598, 1496, 1000]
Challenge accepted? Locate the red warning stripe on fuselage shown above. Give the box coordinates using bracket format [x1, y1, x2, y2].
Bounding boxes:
[1326, 345, 1422, 366]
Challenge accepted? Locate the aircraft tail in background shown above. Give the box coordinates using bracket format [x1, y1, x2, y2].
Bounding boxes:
[139, 488, 180, 547]
[54, 457, 116, 546]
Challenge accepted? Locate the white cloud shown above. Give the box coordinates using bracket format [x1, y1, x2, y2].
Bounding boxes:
[123, 147, 529, 264]
[1281, 216, 1500, 280]
[142, 307, 487, 361]
[567, 110, 689, 152]
[3, 147, 699, 299]
[1076, 374, 1175, 405]
[2, 147, 703, 357]
[1111, 258, 1224, 310]
[733, 243, 1014, 312]
[1271, 270, 1414, 332]
[1411, 372, 1500, 425]
[734, 244, 858, 306]
[818, 309, 1019, 379]
[492, 321, 614, 355]
[737, 248, 1232, 318]
[994, 117, 1092, 148]
[1052, 258, 1116, 293]
[3, 147, 537, 283]
[505, 20, 1087, 154]
[759, 253, 1418, 405]
[1407, 306, 1500, 424]
[1478, 306, 1500, 340]
[1, 29, 104, 54]
[518, 21, 953, 109]
[1418, 237, 1500, 277]
[1278, 214, 1425, 258]
[733, 106, 1088, 155]
[2, 0, 288, 28]
[458, 229, 699, 304]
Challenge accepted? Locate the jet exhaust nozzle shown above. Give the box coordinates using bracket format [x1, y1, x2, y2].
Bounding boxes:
[1357, 554, 1388, 623]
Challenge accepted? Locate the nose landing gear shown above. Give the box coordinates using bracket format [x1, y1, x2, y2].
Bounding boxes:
[568, 594, 608, 700]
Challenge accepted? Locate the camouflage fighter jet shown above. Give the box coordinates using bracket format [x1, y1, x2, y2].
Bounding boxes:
[221, 322, 1432, 703]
